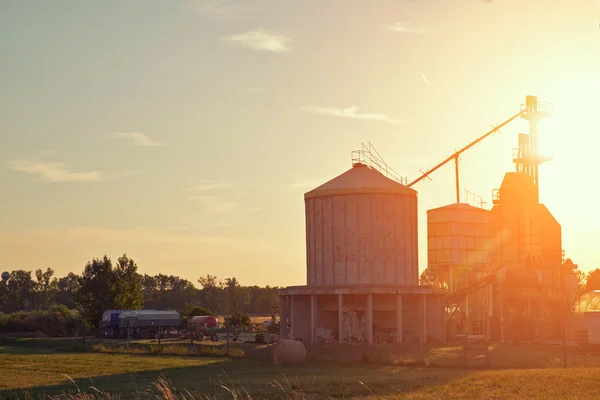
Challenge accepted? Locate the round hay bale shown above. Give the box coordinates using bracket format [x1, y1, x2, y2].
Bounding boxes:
[273, 339, 307, 366]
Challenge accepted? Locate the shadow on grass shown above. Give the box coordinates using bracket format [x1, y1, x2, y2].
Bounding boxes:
[0, 355, 474, 399]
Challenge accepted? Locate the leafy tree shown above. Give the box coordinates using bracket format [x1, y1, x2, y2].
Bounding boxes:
[183, 305, 215, 318]
[585, 269, 600, 291]
[74, 254, 144, 327]
[576, 269, 587, 296]
[34, 268, 59, 307]
[198, 274, 222, 311]
[225, 312, 251, 327]
[56, 272, 81, 309]
[4, 270, 36, 312]
[419, 265, 448, 290]
[224, 277, 250, 313]
[113, 254, 144, 310]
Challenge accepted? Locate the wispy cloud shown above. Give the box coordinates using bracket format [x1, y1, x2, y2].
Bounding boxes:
[222, 29, 290, 53]
[183, 195, 239, 214]
[185, 180, 231, 192]
[387, 21, 432, 35]
[7, 159, 102, 183]
[109, 132, 163, 147]
[188, 0, 249, 20]
[304, 106, 403, 124]
[246, 207, 261, 212]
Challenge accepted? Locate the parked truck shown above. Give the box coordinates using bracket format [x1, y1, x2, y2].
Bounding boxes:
[117, 310, 181, 339]
[101, 310, 133, 338]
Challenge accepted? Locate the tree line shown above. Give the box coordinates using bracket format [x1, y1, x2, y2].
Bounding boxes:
[420, 264, 600, 297]
[0, 253, 280, 327]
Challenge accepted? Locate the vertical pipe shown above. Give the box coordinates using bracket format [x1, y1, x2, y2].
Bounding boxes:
[455, 155, 460, 203]
[366, 294, 373, 345]
[396, 294, 403, 343]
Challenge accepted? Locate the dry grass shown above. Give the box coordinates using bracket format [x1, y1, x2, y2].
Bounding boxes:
[4, 339, 600, 399]
[91, 343, 245, 358]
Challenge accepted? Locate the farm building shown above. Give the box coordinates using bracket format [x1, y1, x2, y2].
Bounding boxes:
[279, 156, 446, 345]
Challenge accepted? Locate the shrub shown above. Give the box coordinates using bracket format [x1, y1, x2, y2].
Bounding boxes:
[0, 305, 84, 337]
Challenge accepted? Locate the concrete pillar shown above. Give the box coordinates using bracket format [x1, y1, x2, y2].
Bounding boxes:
[310, 295, 317, 345]
[440, 295, 446, 342]
[423, 294, 427, 343]
[279, 295, 287, 339]
[396, 294, 403, 343]
[366, 294, 373, 345]
[338, 294, 344, 344]
[290, 296, 296, 340]
[488, 284, 493, 340]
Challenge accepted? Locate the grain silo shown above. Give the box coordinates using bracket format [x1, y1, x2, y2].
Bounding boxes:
[279, 146, 446, 346]
[304, 162, 418, 286]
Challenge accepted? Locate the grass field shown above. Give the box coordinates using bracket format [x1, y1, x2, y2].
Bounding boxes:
[2, 339, 600, 399]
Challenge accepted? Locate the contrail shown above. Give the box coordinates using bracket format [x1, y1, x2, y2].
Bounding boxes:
[421, 72, 429, 84]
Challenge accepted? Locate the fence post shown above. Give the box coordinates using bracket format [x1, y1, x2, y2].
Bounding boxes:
[463, 330, 469, 367]
[563, 327, 567, 368]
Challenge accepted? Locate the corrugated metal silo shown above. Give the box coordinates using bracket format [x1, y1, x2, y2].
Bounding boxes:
[427, 203, 491, 282]
[304, 162, 418, 286]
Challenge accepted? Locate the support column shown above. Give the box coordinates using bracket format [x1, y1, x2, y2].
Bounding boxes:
[338, 294, 344, 344]
[290, 296, 296, 340]
[366, 294, 373, 345]
[423, 294, 427, 343]
[488, 284, 493, 340]
[396, 294, 403, 343]
[279, 295, 286, 339]
[310, 295, 317, 345]
[440, 295, 446, 342]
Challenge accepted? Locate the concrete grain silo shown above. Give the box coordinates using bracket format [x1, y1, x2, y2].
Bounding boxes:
[304, 162, 419, 286]
[279, 152, 446, 347]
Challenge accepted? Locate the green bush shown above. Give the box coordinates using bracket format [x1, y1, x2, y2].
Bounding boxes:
[0, 305, 84, 337]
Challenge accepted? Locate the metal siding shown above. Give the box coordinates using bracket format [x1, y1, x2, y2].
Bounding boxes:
[305, 189, 418, 287]
[322, 197, 334, 284]
[358, 194, 371, 284]
[333, 196, 346, 285]
[426, 205, 491, 267]
[345, 195, 359, 284]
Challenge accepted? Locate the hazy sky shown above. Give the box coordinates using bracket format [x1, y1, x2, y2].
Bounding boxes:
[1, 0, 599, 287]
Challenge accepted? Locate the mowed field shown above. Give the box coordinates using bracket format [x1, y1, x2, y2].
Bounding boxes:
[1, 339, 600, 399]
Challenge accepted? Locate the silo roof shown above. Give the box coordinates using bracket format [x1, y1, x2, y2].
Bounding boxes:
[427, 203, 489, 212]
[305, 163, 416, 199]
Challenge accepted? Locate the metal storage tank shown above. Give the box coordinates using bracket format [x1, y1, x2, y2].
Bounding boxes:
[304, 162, 418, 286]
[427, 203, 491, 280]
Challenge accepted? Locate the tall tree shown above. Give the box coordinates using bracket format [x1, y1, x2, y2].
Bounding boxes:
[4, 270, 36, 312]
[34, 268, 59, 308]
[224, 277, 250, 313]
[74, 255, 144, 327]
[56, 272, 81, 309]
[113, 254, 144, 310]
[198, 274, 222, 311]
[585, 269, 600, 291]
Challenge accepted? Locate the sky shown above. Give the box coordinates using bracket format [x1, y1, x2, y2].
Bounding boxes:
[0, 0, 599, 287]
